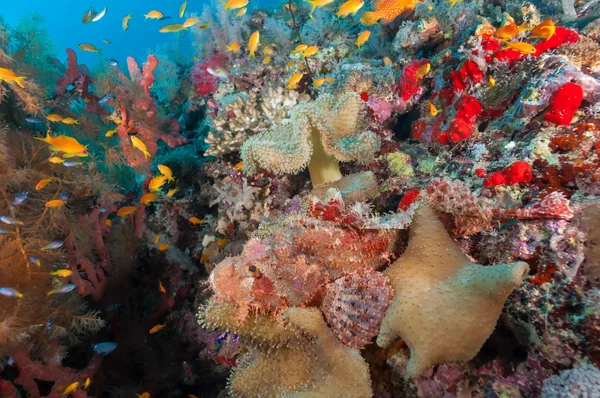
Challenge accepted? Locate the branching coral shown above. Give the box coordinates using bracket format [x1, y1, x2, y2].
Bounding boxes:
[114, 55, 187, 167]
[241, 92, 381, 186]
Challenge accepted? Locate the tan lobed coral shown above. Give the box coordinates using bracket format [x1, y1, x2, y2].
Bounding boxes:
[377, 204, 529, 377]
[205, 88, 309, 157]
[202, 300, 372, 398]
[241, 92, 381, 186]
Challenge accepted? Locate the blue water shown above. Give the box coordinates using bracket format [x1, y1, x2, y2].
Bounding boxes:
[2, 0, 276, 68]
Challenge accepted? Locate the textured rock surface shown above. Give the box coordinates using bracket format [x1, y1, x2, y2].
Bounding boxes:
[541, 364, 600, 398]
[377, 204, 529, 376]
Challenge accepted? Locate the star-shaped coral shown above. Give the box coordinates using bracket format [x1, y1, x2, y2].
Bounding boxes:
[377, 204, 529, 376]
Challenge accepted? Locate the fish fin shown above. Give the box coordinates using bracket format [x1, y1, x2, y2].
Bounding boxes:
[14, 76, 26, 88]
[143, 150, 151, 159]
[34, 131, 53, 144]
[321, 269, 393, 349]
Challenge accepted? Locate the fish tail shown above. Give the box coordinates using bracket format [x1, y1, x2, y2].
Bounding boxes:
[14, 76, 26, 88]
[144, 14, 149, 21]
[143, 150, 151, 159]
[34, 131, 53, 144]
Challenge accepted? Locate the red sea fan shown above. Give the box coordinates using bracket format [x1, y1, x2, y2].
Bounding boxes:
[190, 54, 228, 96]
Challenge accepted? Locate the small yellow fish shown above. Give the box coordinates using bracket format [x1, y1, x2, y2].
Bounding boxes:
[189, 217, 204, 225]
[46, 199, 66, 208]
[287, 73, 304, 89]
[105, 219, 112, 226]
[159, 281, 166, 293]
[336, 0, 364, 18]
[414, 62, 431, 80]
[224, 0, 249, 10]
[158, 243, 170, 251]
[248, 31, 260, 58]
[0, 68, 27, 88]
[495, 22, 529, 40]
[263, 47, 275, 56]
[144, 10, 164, 20]
[130, 136, 151, 158]
[49, 156, 64, 164]
[105, 128, 117, 137]
[78, 43, 100, 53]
[46, 114, 63, 123]
[427, 101, 440, 116]
[103, 39, 111, 44]
[262, 56, 272, 65]
[149, 323, 167, 334]
[50, 269, 73, 277]
[123, 14, 132, 31]
[198, 23, 210, 30]
[445, 0, 464, 8]
[313, 77, 333, 88]
[234, 161, 244, 170]
[61, 382, 79, 396]
[153, 235, 161, 245]
[167, 188, 178, 197]
[159, 24, 187, 33]
[226, 42, 241, 52]
[117, 206, 138, 217]
[236, 7, 247, 17]
[35, 132, 89, 157]
[530, 20, 556, 40]
[304, 0, 335, 19]
[140, 192, 159, 205]
[158, 164, 174, 182]
[502, 41, 537, 54]
[149, 175, 169, 192]
[83, 378, 91, 390]
[61, 117, 79, 125]
[292, 44, 308, 54]
[302, 45, 318, 57]
[180, 1, 188, 18]
[489, 76, 496, 87]
[216, 238, 228, 247]
[136, 393, 150, 398]
[183, 17, 201, 28]
[36, 178, 54, 190]
[356, 30, 371, 49]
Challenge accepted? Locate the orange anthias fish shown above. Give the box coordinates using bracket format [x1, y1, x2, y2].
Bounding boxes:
[0, 67, 27, 88]
[159, 281, 167, 293]
[189, 217, 204, 225]
[136, 393, 150, 398]
[36, 178, 54, 190]
[502, 41, 537, 55]
[117, 206, 138, 216]
[302, 45, 319, 57]
[149, 175, 169, 192]
[46, 199, 66, 208]
[360, 0, 419, 26]
[287, 73, 304, 89]
[140, 193, 158, 205]
[356, 30, 371, 49]
[495, 22, 529, 40]
[35, 132, 89, 157]
[248, 31, 260, 57]
[149, 323, 167, 334]
[224, 0, 249, 10]
[530, 20, 556, 39]
[313, 77, 333, 88]
[337, 0, 365, 18]
[226, 42, 241, 52]
[158, 243, 171, 251]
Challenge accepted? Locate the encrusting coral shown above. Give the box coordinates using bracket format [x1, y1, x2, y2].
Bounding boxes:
[202, 300, 373, 398]
[241, 91, 381, 186]
[377, 204, 529, 377]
